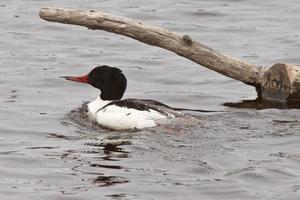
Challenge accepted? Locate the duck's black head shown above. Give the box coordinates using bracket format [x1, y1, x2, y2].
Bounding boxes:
[63, 65, 127, 100]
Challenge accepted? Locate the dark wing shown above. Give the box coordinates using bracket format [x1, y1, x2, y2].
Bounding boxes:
[99, 98, 182, 117]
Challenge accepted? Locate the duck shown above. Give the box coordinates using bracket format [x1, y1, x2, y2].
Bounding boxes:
[63, 65, 182, 130]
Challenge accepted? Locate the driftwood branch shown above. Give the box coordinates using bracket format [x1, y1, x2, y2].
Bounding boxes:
[39, 7, 300, 102]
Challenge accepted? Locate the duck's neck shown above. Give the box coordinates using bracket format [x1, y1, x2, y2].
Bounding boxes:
[87, 96, 112, 119]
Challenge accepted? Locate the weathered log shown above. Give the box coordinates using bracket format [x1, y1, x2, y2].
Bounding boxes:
[261, 63, 300, 100]
[39, 7, 300, 102]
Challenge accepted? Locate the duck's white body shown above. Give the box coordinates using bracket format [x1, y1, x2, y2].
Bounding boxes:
[87, 97, 174, 130]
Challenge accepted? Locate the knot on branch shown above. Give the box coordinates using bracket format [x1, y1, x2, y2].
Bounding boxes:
[182, 34, 192, 46]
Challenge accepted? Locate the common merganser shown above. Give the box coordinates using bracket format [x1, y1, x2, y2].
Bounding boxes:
[63, 65, 182, 130]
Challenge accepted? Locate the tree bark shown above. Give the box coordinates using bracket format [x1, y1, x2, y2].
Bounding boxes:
[261, 63, 300, 101]
[39, 7, 300, 102]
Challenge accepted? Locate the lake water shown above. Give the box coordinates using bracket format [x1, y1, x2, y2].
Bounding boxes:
[1, 0, 300, 199]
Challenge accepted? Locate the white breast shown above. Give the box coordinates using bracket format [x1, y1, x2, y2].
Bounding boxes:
[87, 96, 110, 120]
[86, 97, 172, 130]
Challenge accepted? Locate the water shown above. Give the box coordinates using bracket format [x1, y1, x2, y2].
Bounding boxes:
[1, 0, 300, 199]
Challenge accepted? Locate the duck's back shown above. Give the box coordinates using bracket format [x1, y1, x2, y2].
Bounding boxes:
[88, 97, 180, 130]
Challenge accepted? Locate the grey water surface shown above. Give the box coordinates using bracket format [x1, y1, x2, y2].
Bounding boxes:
[1, 0, 300, 199]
